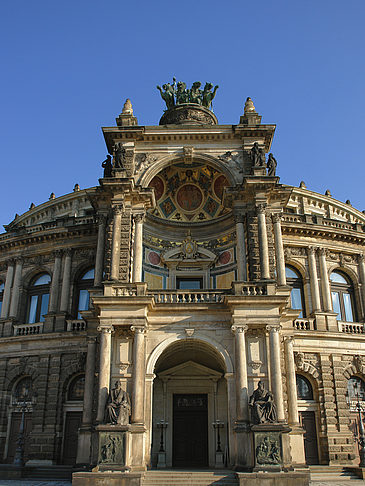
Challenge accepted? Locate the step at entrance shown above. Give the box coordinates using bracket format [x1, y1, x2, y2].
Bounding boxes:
[144, 470, 238, 486]
[309, 465, 362, 481]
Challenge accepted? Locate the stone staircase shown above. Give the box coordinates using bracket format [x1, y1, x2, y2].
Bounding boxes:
[143, 470, 238, 486]
[309, 465, 362, 481]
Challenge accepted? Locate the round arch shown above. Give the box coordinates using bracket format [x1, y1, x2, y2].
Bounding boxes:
[146, 333, 233, 375]
[139, 153, 237, 188]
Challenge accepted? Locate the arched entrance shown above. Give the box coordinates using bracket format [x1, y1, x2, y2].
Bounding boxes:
[150, 339, 229, 468]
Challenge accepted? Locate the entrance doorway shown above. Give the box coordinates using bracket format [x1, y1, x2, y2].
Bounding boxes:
[299, 411, 319, 465]
[63, 411, 82, 465]
[173, 394, 208, 467]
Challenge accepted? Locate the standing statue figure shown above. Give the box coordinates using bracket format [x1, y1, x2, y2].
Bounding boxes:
[176, 81, 189, 104]
[101, 155, 113, 178]
[113, 143, 125, 169]
[267, 153, 277, 176]
[105, 381, 131, 425]
[157, 80, 176, 110]
[202, 82, 219, 109]
[259, 148, 266, 168]
[249, 381, 278, 424]
[251, 142, 261, 167]
[189, 81, 203, 105]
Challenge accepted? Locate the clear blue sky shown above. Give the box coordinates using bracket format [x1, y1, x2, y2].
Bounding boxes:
[1, 1, 365, 228]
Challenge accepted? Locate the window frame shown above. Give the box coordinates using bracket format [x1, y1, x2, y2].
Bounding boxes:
[74, 268, 95, 319]
[285, 265, 306, 318]
[330, 270, 356, 322]
[26, 274, 51, 324]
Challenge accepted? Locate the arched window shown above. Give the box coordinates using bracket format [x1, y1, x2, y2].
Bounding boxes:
[27, 274, 51, 323]
[330, 270, 356, 322]
[296, 375, 313, 400]
[74, 268, 94, 319]
[0, 281, 4, 316]
[68, 374, 85, 401]
[285, 266, 305, 318]
[13, 376, 32, 404]
[347, 376, 365, 403]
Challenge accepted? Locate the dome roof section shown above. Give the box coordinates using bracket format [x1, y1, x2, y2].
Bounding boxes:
[148, 161, 230, 223]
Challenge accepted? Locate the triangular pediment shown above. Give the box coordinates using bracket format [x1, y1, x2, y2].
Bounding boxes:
[158, 360, 222, 379]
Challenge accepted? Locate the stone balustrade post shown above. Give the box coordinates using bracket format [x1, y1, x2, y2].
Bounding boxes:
[9, 258, 23, 318]
[132, 213, 145, 283]
[94, 215, 107, 287]
[96, 326, 113, 422]
[272, 213, 286, 286]
[318, 248, 332, 312]
[284, 336, 299, 425]
[111, 205, 123, 281]
[231, 324, 249, 422]
[131, 325, 146, 424]
[307, 247, 321, 312]
[59, 249, 72, 313]
[234, 213, 247, 281]
[1, 259, 15, 319]
[257, 204, 270, 280]
[48, 250, 63, 313]
[267, 324, 285, 421]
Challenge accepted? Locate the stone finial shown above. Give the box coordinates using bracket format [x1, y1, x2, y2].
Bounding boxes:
[29, 203, 35, 210]
[122, 98, 133, 115]
[49, 192, 55, 200]
[74, 184, 80, 192]
[244, 97, 257, 114]
[346, 199, 352, 205]
[325, 189, 331, 197]
[299, 181, 307, 189]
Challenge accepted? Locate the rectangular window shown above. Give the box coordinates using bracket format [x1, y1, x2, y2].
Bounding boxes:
[40, 294, 49, 322]
[28, 295, 38, 324]
[290, 288, 303, 318]
[331, 291, 342, 320]
[343, 293, 354, 322]
[78, 290, 90, 319]
[176, 278, 203, 290]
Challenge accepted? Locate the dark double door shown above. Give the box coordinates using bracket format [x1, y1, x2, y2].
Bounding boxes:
[300, 411, 319, 465]
[173, 394, 208, 467]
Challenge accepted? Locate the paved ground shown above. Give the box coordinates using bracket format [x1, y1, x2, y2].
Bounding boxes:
[0, 481, 365, 486]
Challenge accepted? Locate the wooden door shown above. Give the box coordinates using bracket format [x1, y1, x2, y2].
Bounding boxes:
[300, 411, 319, 465]
[173, 394, 208, 467]
[7, 412, 33, 463]
[63, 411, 82, 465]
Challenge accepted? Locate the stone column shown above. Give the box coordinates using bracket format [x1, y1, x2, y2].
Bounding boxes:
[9, 258, 23, 318]
[272, 214, 286, 286]
[131, 325, 146, 424]
[318, 248, 332, 312]
[267, 324, 285, 421]
[1, 259, 15, 319]
[257, 204, 270, 280]
[284, 337, 299, 425]
[132, 213, 145, 283]
[234, 213, 247, 281]
[111, 205, 123, 281]
[59, 249, 72, 313]
[76, 337, 96, 464]
[231, 324, 249, 422]
[307, 247, 321, 312]
[94, 215, 106, 287]
[48, 250, 62, 313]
[358, 254, 365, 312]
[96, 326, 113, 422]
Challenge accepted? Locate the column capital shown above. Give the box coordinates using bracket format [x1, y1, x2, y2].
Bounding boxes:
[233, 211, 245, 224]
[231, 324, 248, 334]
[307, 246, 316, 255]
[256, 203, 267, 214]
[6, 258, 16, 267]
[131, 325, 147, 334]
[266, 324, 281, 333]
[53, 249, 63, 258]
[97, 214, 108, 225]
[284, 336, 294, 345]
[97, 325, 114, 334]
[133, 213, 145, 224]
[15, 257, 24, 265]
[359, 253, 365, 263]
[272, 213, 282, 224]
[113, 204, 124, 216]
[317, 247, 328, 257]
[64, 248, 73, 257]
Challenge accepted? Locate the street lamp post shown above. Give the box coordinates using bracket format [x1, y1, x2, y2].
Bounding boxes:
[13, 386, 32, 467]
[156, 420, 168, 468]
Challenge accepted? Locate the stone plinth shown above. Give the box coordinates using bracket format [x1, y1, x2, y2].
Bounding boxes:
[72, 471, 143, 486]
[159, 104, 218, 126]
[251, 423, 291, 471]
[236, 470, 310, 486]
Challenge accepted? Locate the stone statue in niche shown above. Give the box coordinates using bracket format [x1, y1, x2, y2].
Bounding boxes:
[267, 153, 277, 176]
[113, 143, 125, 169]
[101, 155, 113, 178]
[105, 381, 131, 425]
[249, 381, 278, 424]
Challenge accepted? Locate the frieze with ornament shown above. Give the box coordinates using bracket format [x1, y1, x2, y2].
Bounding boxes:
[148, 161, 230, 223]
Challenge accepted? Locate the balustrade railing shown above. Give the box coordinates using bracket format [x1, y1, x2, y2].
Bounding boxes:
[13, 323, 44, 336]
[339, 322, 365, 334]
[151, 291, 226, 304]
[293, 318, 316, 331]
[66, 320, 87, 332]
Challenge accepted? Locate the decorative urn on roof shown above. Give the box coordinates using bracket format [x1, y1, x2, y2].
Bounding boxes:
[157, 77, 219, 126]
